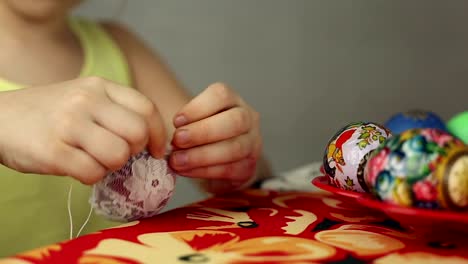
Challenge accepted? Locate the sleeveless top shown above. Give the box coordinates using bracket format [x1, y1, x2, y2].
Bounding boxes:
[0, 17, 132, 256]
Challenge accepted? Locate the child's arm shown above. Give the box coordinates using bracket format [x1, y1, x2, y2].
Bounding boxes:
[103, 23, 273, 193]
[0, 77, 166, 184]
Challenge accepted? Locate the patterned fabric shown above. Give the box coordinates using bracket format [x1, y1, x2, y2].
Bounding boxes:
[91, 150, 177, 222]
[4, 190, 468, 263]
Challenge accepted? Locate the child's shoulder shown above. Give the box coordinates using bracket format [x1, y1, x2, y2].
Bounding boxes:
[69, 16, 137, 48]
[98, 20, 164, 81]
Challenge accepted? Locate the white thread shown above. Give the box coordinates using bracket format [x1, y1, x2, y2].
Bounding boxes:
[67, 183, 73, 240]
[67, 183, 94, 239]
[76, 206, 93, 238]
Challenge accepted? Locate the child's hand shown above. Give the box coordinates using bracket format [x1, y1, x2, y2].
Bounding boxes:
[0, 77, 166, 184]
[170, 83, 262, 193]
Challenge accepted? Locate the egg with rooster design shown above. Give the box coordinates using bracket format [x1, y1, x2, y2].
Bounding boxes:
[323, 122, 392, 193]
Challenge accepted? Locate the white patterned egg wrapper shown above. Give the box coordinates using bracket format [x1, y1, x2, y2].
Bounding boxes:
[323, 122, 392, 193]
[90, 150, 177, 222]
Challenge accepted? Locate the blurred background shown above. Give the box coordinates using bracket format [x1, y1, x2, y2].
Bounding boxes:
[75, 0, 467, 209]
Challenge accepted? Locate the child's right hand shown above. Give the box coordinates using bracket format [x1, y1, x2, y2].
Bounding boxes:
[0, 77, 167, 184]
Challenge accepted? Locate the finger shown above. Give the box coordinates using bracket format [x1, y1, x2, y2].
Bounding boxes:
[52, 143, 108, 185]
[170, 133, 256, 171]
[172, 107, 251, 148]
[173, 83, 241, 127]
[178, 158, 256, 182]
[62, 120, 131, 171]
[93, 101, 148, 155]
[104, 83, 167, 158]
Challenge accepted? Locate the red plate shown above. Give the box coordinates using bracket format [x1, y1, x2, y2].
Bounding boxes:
[312, 175, 370, 200]
[313, 175, 468, 234]
[357, 195, 468, 233]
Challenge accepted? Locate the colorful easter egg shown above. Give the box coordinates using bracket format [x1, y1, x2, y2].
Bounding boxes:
[435, 147, 468, 210]
[447, 111, 468, 144]
[364, 128, 468, 210]
[323, 122, 392, 193]
[384, 109, 446, 134]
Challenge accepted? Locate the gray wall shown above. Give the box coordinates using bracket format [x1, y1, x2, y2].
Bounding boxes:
[76, 0, 468, 209]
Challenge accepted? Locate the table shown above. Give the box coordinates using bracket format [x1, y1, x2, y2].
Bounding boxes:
[2, 189, 468, 263]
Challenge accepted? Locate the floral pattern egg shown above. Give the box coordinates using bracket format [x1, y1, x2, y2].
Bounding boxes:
[323, 122, 392, 193]
[364, 128, 468, 210]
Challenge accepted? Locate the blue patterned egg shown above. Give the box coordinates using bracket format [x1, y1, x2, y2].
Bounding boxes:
[384, 109, 446, 135]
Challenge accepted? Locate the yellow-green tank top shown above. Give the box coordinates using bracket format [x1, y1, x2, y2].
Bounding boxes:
[0, 17, 132, 256]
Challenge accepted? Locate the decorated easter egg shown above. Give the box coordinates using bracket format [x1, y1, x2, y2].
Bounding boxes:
[91, 150, 177, 222]
[364, 128, 468, 210]
[323, 122, 392, 193]
[384, 109, 446, 134]
[447, 111, 468, 144]
[435, 147, 468, 210]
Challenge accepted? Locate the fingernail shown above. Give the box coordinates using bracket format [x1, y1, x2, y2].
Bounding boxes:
[172, 152, 188, 167]
[175, 129, 190, 145]
[174, 114, 188, 127]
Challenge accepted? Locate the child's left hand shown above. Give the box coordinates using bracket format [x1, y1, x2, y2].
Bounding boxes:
[169, 83, 262, 192]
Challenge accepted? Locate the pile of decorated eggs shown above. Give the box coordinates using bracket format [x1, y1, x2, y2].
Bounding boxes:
[323, 110, 468, 211]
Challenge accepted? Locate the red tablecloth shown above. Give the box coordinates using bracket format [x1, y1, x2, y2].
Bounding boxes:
[3, 190, 468, 263]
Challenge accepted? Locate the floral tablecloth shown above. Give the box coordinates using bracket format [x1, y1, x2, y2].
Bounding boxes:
[2, 189, 468, 264]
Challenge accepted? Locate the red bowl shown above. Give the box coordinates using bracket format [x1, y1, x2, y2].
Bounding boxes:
[313, 175, 468, 234]
[356, 195, 468, 234]
[312, 175, 371, 200]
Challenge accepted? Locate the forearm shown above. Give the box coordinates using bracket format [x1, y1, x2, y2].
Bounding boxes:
[0, 90, 14, 166]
